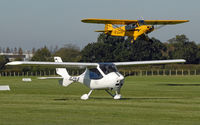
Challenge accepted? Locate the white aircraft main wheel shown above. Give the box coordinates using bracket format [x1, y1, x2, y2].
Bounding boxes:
[114, 94, 121, 100]
[81, 94, 89, 100]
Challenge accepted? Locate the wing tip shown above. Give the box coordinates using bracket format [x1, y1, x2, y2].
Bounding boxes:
[81, 18, 98, 23]
[6, 61, 23, 66]
[178, 59, 186, 63]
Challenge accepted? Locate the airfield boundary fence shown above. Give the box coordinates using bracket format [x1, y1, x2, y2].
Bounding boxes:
[0, 69, 200, 77]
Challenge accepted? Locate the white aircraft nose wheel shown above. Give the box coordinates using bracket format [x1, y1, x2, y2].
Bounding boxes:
[114, 94, 122, 100]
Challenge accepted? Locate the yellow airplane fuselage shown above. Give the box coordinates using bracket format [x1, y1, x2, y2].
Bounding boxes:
[104, 24, 154, 41]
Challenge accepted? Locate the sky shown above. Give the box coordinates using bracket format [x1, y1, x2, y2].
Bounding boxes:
[0, 0, 199, 50]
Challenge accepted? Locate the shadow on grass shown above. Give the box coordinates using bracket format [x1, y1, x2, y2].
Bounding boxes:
[120, 97, 184, 100]
[54, 97, 183, 101]
[54, 97, 112, 101]
[158, 83, 200, 86]
[54, 98, 79, 101]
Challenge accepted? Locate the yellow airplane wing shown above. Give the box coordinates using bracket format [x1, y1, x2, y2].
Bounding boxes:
[144, 20, 189, 25]
[82, 18, 137, 25]
[81, 18, 189, 25]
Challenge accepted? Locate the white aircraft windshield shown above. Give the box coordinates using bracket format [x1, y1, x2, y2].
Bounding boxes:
[99, 64, 118, 75]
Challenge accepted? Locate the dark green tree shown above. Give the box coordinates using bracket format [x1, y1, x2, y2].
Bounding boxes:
[54, 44, 81, 62]
[31, 46, 52, 61]
[167, 34, 199, 64]
[29, 46, 53, 73]
[18, 47, 23, 55]
[81, 33, 167, 62]
[6, 47, 10, 53]
[81, 34, 127, 62]
[0, 56, 9, 70]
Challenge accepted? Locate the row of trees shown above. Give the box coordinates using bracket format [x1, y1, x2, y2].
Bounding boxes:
[81, 34, 200, 64]
[31, 44, 81, 62]
[0, 46, 60, 55]
[29, 34, 200, 64]
[0, 47, 24, 55]
[0, 34, 200, 72]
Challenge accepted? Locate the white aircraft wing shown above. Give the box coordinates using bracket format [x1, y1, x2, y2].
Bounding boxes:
[6, 61, 99, 68]
[113, 59, 186, 66]
[6, 59, 185, 67]
[37, 77, 63, 79]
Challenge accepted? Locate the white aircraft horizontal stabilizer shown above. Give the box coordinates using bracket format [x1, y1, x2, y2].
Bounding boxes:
[38, 77, 63, 79]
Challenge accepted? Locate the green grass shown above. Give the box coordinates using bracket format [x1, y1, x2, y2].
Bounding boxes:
[0, 76, 200, 125]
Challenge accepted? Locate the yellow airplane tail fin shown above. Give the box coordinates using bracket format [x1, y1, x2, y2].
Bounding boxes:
[104, 24, 113, 32]
[95, 24, 113, 33]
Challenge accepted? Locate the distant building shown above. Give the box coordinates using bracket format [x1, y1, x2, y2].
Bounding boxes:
[0, 52, 33, 61]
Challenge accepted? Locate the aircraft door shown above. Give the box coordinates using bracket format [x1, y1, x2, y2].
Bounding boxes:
[89, 68, 103, 80]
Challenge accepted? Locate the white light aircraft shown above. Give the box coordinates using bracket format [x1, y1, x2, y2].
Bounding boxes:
[6, 57, 185, 100]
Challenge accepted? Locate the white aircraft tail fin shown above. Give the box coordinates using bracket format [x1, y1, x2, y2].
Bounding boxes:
[59, 78, 73, 87]
[54, 57, 73, 87]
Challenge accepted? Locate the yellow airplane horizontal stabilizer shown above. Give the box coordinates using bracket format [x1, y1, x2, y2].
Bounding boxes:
[95, 30, 105, 32]
[82, 18, 189, 25]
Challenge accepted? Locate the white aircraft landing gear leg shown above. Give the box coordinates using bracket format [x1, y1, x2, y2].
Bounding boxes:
[81, 90, 93, 100]
[105, 89, 114, 97]
[114, 91, 122, 100]
[105, 89, 122, 100]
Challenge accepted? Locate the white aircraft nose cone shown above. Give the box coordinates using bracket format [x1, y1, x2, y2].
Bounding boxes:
[117, 75, 124, 83]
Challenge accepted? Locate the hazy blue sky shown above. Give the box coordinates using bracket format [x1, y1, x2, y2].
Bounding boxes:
[0, 0, 199, 50]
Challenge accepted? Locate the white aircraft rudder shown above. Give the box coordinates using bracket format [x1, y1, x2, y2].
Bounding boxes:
[54, 57, 73, 87]
[59, 78, 73, 87]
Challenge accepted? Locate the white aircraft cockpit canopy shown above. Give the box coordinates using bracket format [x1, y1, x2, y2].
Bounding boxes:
[99, 63, 118, 75]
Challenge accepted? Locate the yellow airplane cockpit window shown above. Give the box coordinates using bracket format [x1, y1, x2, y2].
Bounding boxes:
[125, 24, 136, 31]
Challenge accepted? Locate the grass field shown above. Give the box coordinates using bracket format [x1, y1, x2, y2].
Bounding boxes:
[0, 76, 200, 125]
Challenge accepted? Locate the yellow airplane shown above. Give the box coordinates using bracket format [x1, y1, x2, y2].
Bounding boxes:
[81, 18, 189, 43]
